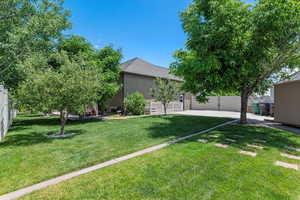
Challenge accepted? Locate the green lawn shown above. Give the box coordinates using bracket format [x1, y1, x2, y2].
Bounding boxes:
[0, 113, 230, 195]
[21, 125, 300, 200]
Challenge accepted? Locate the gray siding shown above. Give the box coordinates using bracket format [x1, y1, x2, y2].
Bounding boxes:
[108, 75, 124, 108]
[123, 73, 156, 99]
[108, 72, 184, 113]
[275, 80, 300, 126]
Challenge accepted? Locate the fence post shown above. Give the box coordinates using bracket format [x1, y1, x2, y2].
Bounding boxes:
[0, 85, 15, 141]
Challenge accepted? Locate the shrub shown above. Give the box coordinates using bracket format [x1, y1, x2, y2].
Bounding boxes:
[124, 92, 146, 115]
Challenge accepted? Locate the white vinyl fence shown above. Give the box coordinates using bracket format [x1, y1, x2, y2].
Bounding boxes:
[191, 96, 242, 112]
[149, 101, 183, 115]
[0, 85, 16, 141]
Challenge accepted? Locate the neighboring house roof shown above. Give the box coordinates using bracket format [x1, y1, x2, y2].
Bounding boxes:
[294, 71, 300, 80]
[121, 58, 183, 82]
[274, 71, 300, 86]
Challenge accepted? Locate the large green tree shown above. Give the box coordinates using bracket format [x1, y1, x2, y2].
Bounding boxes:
[171, 0, 300, 124]
[16, 52, 102, 135]
[0, 0, 70, 90]
[93, 46, 122, 114]
[54, 35, 122, 114]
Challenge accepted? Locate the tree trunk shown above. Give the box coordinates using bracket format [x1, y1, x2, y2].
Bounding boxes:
[163, 103, 167, 115]
[240, 90, 249, 124]
[59, 111, 68, 135]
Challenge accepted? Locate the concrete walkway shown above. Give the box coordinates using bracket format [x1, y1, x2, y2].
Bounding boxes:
[265, 122, 300, 135]
[0, 120, 238, 200]
[176, 110, 300, 135]
[175, 110, 274, 121]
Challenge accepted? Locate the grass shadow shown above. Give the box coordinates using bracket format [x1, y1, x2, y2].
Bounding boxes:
[194, 125, 300, 153]
[146, 115, 231, 139]
[12, 116, 103, 127]
[147, 115, 300, 153]
[0, 129, 85, 147]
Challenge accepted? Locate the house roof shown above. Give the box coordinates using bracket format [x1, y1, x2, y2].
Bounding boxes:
[275, 71, 300, 86]
[294, 71, 300, 80]
[121, 58, 183, 82]
[275, 78, 300, 86]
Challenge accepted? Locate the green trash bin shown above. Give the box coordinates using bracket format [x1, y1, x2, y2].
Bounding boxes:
[252, 104, 260, 114]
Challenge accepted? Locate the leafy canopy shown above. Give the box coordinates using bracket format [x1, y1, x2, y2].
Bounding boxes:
[0, 0, 71, 90]
[171, 0, 300, 100]
[151, 78, 181, 114]
[36, 35, 122, 113]
[92, 46, 123, 113]
[16, 52, 102, 115]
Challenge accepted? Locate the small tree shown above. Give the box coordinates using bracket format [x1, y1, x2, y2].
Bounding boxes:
[150, 78, 180, 115]
[124, 92, 146, 115]
[16, 55, 101, 135]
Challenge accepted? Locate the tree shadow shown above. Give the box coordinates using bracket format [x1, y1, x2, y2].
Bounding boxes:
[8, 126, 29, 132]
[12, 116, 103, 127]
[0, 129, 85, 147]
[189, 124, 300, 153]
[146, 115, 231, 139]
[146, 116, 300, 153]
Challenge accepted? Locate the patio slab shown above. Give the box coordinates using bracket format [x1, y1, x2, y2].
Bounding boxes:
[240, 150, 257, 157]
[208, 135, 219, 138]
[215, 143, 228, 148]
[253, 139, 267, 143]
[285, 146, 300, 152]
[197, 139, 208, 143]
[247, 144, 264, 150]
[280, 153, 300, 161]
[275, 161, 299, 171]
[225, 138, 236, 143]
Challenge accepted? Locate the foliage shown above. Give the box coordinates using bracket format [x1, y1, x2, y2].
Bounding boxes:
[54, 36, 122, 114]
[58, 35, 93, 58]
[16, 52, 102, 134]
[0, 0, 71, 90]
[124, 92, 146, 115]
[150, 78, 181, 115]
[92, 46, 122, 114]
[171, 0, 300, 123]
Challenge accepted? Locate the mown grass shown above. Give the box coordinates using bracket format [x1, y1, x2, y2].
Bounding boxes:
[21, 125, 300, 200]
[0, 113, 230, 195]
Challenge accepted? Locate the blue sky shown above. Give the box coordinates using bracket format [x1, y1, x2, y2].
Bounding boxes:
[64, 0, 256, 67]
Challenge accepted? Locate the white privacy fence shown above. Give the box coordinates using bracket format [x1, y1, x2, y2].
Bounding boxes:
[149, 101, 184, 115]
[0, 85, 16, 141]
[191, 96, 242, 112]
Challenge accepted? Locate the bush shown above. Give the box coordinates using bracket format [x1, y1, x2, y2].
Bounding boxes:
[124, 92, 146, 115]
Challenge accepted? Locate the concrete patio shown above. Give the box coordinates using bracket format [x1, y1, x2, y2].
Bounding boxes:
[175, 110, 274, 121]
[176, 110, 300, 135]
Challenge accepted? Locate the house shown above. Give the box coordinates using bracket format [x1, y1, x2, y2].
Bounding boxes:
[107, 57, 274, 114]
[274, 79, 300, 127]
[108, 58, 185, 114]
